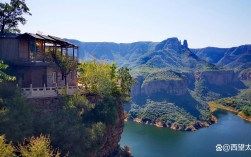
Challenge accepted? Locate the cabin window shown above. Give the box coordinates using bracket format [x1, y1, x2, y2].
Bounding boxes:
[29, 41, 36, 61]
[29, 40, 43, 61]
[70, 71, 74, 80]
[52, 72, 56, 83]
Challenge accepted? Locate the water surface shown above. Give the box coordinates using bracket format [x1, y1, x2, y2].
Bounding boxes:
[120, 110, 251, 157]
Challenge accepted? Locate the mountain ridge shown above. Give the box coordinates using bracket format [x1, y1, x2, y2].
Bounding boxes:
[65, 37, 249, 130]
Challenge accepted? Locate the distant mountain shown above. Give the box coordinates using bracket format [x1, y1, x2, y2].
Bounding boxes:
[123, 38, 218, 75]
[192, 45, 251, 70]
[67, 38, 218, 75]
[66, 37, 247, 130]
[67, 39, 157, 66]
[68, 38, 251, 72]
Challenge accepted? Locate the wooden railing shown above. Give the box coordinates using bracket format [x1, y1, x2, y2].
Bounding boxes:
[21, 84, 79, 98]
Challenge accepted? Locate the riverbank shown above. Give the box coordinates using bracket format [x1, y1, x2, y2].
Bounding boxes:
[208, 101, 251, 122]
[120, 110, 251, 157]
[125, 116, 216, 131]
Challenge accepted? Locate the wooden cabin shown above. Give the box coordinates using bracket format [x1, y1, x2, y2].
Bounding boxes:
[0, 33, 79, 90]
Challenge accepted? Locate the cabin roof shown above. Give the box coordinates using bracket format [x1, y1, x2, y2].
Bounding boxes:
[17, 33, 44, 40]
[16, 33, 78, 48]
[0, 33, 19, 38]
[36, 34, 56, 42]
[48, 35, 78, 47]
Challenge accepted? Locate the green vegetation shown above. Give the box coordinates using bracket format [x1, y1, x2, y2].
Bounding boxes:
[129, 100, 197, 126]
[242, 106, 251, 116]
[0, 135, 61, 157]
[0, 61, 134, 156]
[0, 86, 34, 142]
[0, 0, 31, 34]
[143, 70, 183, 85]
[0, 135, 14, 157]
[78, 61, 118, 97]
[194, 77, 243, 101]
[117, 67, 136, 101]
[78, 61, 135, 102]
[215, 89, 251, 116]
[0, 60, 15, 83]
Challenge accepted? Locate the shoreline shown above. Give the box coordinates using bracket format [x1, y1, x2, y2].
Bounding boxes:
[125, 116, 216, 131]
[208, 101, 251, 122]
[124, 100, 251, 131]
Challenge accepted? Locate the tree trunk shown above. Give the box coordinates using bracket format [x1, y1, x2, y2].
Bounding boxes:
[64, 74, 67, 86]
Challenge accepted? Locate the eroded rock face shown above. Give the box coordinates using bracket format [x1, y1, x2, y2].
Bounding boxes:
[195, 70, 238, 85]
[131, 76, 144, 97]
[141, 79, 188, 96]
[97, 102, 125, 157]
[131, 76, 188, 98]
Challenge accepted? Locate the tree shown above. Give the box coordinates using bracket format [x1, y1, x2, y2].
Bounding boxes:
[0, 60, 15, 83]
[242, 106, 251, 116]
[78, 61, 117, 96]
[0, 134, 62, 157]
[19, 135, 61, 157]
[50, 51, 77, 86]
[0, 87, 34, 142]
[0, 0, 31, 34]
[0, 135, 15, 157]
[117, 67, 135, 102]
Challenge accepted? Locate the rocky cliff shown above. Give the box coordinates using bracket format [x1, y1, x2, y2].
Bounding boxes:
[195, 70, 238, 86]
[97, 102, 125, 157]
[141, 79, 188, 96]
[131, 70, 188, 98]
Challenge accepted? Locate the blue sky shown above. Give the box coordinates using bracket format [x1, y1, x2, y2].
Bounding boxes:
[10, 0, 251, 48]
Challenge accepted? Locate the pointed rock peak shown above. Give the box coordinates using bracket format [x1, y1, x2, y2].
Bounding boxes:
[183, 40, 188, 49]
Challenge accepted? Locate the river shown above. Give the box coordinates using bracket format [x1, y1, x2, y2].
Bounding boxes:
[120, 110, 251, 157]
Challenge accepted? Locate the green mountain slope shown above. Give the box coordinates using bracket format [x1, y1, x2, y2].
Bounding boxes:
[192, 45, 251, 70]
[66, 37, 248, 130]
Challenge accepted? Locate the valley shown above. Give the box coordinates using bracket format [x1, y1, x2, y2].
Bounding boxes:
[67, 37, 251, 130]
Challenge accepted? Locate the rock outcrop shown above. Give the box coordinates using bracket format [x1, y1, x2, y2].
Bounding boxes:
[97, 102, 125, 157]
[131, 76, 144, 97]
[141, 79, 188, 96]
[195, 70, 238, 86]
[131, 76, 188, 99]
